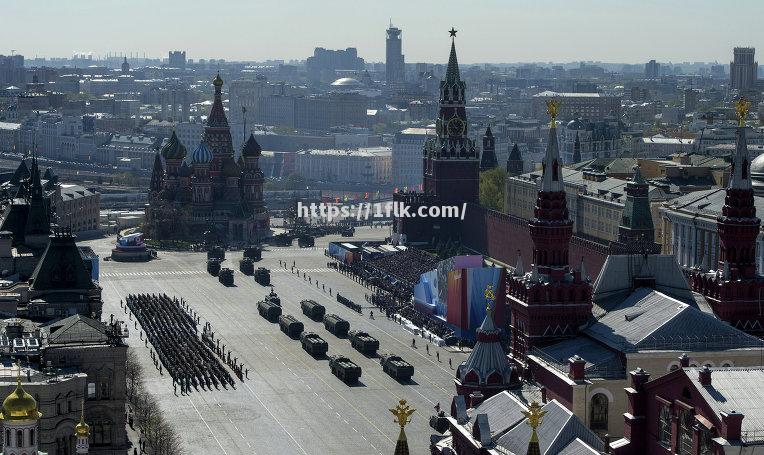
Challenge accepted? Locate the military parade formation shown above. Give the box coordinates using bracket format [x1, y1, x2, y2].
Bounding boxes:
[122, 293, 240, 395]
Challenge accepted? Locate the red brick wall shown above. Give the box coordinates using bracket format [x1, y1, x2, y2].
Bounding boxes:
[461, 204, 608, 279]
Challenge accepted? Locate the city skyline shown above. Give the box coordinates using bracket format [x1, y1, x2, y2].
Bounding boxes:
[3, 0, 763, 64]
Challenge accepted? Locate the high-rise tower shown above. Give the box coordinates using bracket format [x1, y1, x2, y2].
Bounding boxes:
[506, 100, 592, 370]
[386, 24, 405, 86]
[730, 47, 758, 90]
[421, 28, 479, 204]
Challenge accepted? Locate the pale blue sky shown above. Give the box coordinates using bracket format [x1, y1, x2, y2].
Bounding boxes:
[3, 0, 761, 63]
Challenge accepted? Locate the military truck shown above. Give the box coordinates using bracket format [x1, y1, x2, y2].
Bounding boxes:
[380, 354, 414, 381]
[207, 246, 225, 260]
[340, 226, 354, 237]
[257, 300, 282, 322]
[300, 332, 328, 357]
[243, 245, 262, 261]
[207, 259, 222, 276]
[218, 268, 234, 286]
[349, 331, 379, 356]
[264, 289, 281, 306]
[297, 235, 315, 248]
[329, 355, 362, 384]
[271, 233, 292, 247]
[323, 314, 350, 338]
[300, 300, 325, 321]
[254, 267, 270, 286]
[239, 258, 255, 275]
[279, 314, 304, 339]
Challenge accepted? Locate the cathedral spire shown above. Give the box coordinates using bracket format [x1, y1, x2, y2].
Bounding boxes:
[208, 73, 229, 129]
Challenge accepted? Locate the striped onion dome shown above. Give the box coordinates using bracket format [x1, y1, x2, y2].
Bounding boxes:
[191, 141, 213, 164]
[160, 131, 187, 160]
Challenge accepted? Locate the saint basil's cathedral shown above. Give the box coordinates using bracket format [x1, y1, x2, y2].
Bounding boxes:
[146, 74, 269, 243]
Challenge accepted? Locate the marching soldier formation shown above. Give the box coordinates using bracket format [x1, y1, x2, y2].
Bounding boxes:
[123, 293, 237, 395]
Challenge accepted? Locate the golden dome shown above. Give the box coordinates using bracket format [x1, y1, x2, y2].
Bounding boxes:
[213, 72, 224, 87]
[0, 376, 41, 421]
[75, 404, 89, 438]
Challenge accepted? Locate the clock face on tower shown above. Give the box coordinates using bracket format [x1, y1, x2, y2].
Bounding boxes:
[447, 118, 464, 137]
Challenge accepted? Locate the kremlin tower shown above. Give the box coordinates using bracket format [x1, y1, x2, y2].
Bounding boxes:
[506, 100, 592, 371]
[479, 126, 498, 171]
[422, 28, 480, 205]
[690, 98, 764, 334]
[393, 29, 481, 244]
[454, 286, 515, 398]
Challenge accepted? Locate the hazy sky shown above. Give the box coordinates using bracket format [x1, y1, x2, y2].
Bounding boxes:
[3, 0, 762, 64]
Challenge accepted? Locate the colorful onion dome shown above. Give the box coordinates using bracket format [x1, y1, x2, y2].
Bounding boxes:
[160, 131, 187, 160]
[191, 142, 213, 164]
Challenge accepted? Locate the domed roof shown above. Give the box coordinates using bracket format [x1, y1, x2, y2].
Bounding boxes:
[566, 117, 586, 130]
[1, 375, 41, 421]
[191, 141, 213, 164]
[160, 131, 187, 160]
[750, 152, 764, 176]
[331, 77, 363, 87]
[75, 402, 89, 438]
[221, 157, 240, 178]
[241, 134, 262, 157]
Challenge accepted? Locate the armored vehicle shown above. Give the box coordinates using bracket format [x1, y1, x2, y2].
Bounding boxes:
[257, 300, 282, 322]
[329, 356, 362, 383]
[207, 246, 225, 260]
[300, 300, 325, 321]
[207, 259, 222, 276]
[243, 245, 262, 261]
[254, 267, 270, 286]
[239, 258, 255, 275]
[218, 268, 234, 286]
[279, 314, 304, 339]
[300, 332, 328, 357]
[349, 331, 379, 356]
[323, 314, 350, 337]
[264, 289, 281, 306]
[380, 354, 414, 381]
[340, 226, 354, 237]
[297, 235, 315, 248]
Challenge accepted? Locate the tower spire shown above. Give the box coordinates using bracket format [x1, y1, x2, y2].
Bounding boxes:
[729, 97, 752, 190]
[445, 28, 460, 84]
[522, 402, 546, 455]
[540, 99, 563, 193]
[390, 400, 415, 455]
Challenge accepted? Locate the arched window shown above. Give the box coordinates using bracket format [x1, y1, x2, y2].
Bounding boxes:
[5, 429, 9, 447]
[590, 393, 608, 431]
[28, 429, 34, 446]
[16, 430, 22, 448]
[658, 405, 672, 447]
